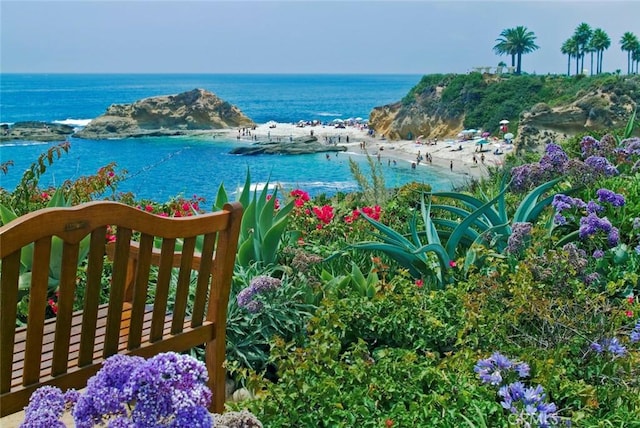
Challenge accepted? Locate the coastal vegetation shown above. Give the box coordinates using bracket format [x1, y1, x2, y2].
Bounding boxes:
[383, 73, 640, 142]
[2, 112, 639, 426]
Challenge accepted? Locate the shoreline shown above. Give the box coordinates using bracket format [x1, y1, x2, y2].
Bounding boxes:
[215, 122, 510, 182]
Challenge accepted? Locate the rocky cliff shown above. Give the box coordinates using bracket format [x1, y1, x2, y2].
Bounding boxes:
[516, 88, 637, 151]
[368, 74, 640, 150]
[75, 89, 254, 139]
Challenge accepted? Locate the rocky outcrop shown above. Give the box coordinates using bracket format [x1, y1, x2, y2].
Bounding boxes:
[229, 135, 346, 155]
[369, 102, 464, 141]
[0, 122, 74, 142]
[75, 89, 254, 139]
[369, 75, 639, 150]
[516, 89, 637, 151]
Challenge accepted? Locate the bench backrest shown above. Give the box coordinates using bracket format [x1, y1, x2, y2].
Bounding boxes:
[0, 201, 242, 416]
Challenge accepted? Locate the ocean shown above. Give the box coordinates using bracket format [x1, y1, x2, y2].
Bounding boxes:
[0, 74, 463, 205]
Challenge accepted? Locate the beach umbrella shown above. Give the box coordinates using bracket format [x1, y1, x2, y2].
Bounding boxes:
[475, 138, 488, 145]
[481, 131, 491, 137]
[499, 119, 510, 125]
[355, 117, 363, 122]
[504, 132, 514, 140]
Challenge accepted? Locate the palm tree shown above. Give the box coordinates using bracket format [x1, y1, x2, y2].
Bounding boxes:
[561, 37, 578, 76]
[494, 26, 540, 74]
[633, 48, 640, 74]
[590, 28, 611, 74]
[572, 23, 593, 74]
[620, 31, 640, 74]
[493, 28, 517, 68]
[586, 42, 596, 76]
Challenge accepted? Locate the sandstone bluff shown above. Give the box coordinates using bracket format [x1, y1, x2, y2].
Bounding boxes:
[75, 89, 255, 140]
[368, 74, 639, 152]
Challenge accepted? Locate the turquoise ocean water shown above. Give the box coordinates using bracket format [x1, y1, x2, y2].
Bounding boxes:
[0, 74, 463, 205]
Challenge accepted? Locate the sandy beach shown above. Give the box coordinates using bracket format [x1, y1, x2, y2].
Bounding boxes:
[214, 122, 512, 182]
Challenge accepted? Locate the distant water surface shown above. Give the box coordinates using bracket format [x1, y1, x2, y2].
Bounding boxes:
[0, 74, 463, 204]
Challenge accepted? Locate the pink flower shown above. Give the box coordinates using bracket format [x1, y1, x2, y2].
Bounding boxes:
[415, 279, 424, 288]
[313, 205, 334, 225]
[449, 260, 457, 268]
[626, 310, 634, 318]
[629, 296, 635, 304]
[144, 204, 154, 212]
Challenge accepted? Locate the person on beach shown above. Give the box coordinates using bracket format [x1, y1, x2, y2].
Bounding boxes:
[411, 162, 416, 170]
[450, 160, 453, 171]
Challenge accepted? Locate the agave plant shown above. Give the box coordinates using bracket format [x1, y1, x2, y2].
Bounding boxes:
[352, 194, 451, 288]
[352, 175, 566, 286]
[212, 170, 294, 268]
[429, 175, 563, 259]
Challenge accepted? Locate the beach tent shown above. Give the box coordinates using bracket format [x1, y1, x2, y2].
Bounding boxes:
[499, 120, 510, 125]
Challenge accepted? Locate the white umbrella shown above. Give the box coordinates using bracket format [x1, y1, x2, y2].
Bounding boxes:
[499, 120, 510, 125]
[504, 132, 514, 140]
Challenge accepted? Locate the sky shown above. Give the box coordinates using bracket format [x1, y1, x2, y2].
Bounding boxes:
[1, 0, 639, 75]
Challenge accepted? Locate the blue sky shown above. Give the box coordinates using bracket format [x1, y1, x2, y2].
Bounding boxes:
[2, 0, 639, 75]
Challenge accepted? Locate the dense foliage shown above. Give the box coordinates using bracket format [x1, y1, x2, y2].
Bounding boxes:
[401, 74, 640, 136]
[2, 128, 640, 426]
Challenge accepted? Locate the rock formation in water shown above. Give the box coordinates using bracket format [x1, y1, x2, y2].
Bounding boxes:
[229, 135, 346, 155]
[75, 89, 255, 139]
[0, 122, 74, 142]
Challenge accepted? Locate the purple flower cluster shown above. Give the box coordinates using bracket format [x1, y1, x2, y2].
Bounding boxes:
[236, 275, 282, 313]
[475, 353, 561, 427]
[580, 136, 601, 158]
[541, 143, 569, 170]
[584, 156, 619, 177]
[631, 319, 640, 344]
[590, 337, 627, 357]
[20, 386, 78, 428]
[551, 194, 586, 216]
[474, 352, 530, 386]
[581, 135, 618, 159]
[498, 382, 560, 428]
[507, 222, 533, 255]
[578, 213, 619, 247]
[614, 137, 640, 159]
[19, 352, 216, 428]
[596, 189, 625, 207]
[511, 140, 624, 192]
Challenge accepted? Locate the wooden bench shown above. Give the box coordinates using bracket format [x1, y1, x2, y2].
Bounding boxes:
[0, 201, 242, 417]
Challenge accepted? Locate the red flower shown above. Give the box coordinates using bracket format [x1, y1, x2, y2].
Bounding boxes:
[385, 419, 394, 427]
[144, 204, 154, 212]
[626, 310, 634, 318]
[629, 296, 635, 304]
[361, 205, 382, 221]
[48, 299, 58, 314]
[415, 279, 424, 288]
[290, 189, 310, 201]
[449, 260, 457, 268]
[313, 205, 334, 225]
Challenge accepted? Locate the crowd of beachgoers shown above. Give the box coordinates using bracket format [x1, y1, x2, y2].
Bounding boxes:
[217, 121, 514, 180]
